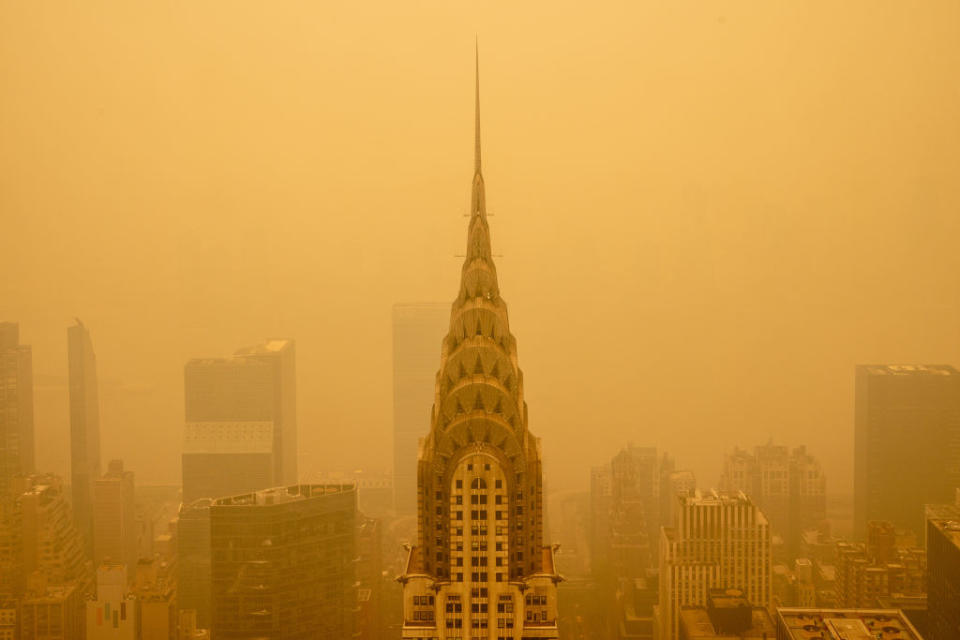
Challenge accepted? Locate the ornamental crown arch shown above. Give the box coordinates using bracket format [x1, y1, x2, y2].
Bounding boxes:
[431, 416, 526, 476]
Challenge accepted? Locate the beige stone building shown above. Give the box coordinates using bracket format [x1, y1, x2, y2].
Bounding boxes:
[399, 53, 561, 640]
[658, 491, 771, 640]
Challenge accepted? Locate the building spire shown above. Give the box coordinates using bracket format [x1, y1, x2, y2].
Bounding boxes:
[474, 39, 481, 175]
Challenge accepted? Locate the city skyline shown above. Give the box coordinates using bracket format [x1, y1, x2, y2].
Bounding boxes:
[1, 3, 959, 638]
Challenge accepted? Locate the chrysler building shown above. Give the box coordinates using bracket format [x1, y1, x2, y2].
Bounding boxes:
[398, 51, 561, 640]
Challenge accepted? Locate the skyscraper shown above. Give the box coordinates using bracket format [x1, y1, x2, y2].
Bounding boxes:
[176, 498, 212, 630]
[93, 460, 137, 578]
[854, 365, 960, 539]
[182, 339, 296, 503]
[658, 490, 771, 640]
[67, 319, 102, 556]
[393, 303, 449, 518]
[209, 484, 358, 639]
[399, 51, 562, 639]
[719, 443, 826, 555]
[232, 340, 297, 485]
[0, 323, 34, 494]
[925, 517, 960, 640]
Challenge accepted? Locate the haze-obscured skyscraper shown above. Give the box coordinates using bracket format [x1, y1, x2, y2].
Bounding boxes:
[854, 365, 960, 539]
[183, 339, 296, 503]
[177, 499, 212, 630]
[209, 484, 358, 639]
[399, 54, 561, 639]
[392, 303, 448, 517]
[658, 490, 771, 640]
[719, 442, 826, 555]
[67, 319, 101, 556]
[926, 517, 960, 640]
[19, 474, 89, 588]
[93, 460, 137, 578]
[0, 323, 34, 493]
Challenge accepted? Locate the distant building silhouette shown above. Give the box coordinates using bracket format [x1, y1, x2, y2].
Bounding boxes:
[719, 442, 826, 556]
[67, 319, 102, 557]
[392, 303, 448, 518]
[0, 322, 34, 493]
[20, 474, 89, 588]
[93, 460, 137, 580]
[209, 484, 358, 639]
[855, 365, 960, 539]
[182, 339, 296, 503]
[658, 490, 771, 640]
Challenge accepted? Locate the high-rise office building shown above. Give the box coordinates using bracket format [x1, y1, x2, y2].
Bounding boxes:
[926, 517, 960, 640]
[19, 474, 89, 587]
[658, 490, 771, 640]
[87, 563, 137, 640]
[134, 556, 177, 640]
[0, 323, 34, 494]
[393, 303, 449, 518]
[855, 365, 960, 539]
[177, 499, 212, 630]
[589, 465, 613, 578]
[398, 53, 562, 639]
[181, 421, 274, 504]
[20, 581, 84, 640]
[209, 484, 358, 639]
[182, 339, 296, 502]
[68, 319, 102, 556]
[719, 443, 826, 555]
[93, 460, 137, 578]
[232, 340, 297, 485]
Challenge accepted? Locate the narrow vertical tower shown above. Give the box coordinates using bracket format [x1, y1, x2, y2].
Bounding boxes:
[399, 49, 561, 640]
[68, 318, 102, 557]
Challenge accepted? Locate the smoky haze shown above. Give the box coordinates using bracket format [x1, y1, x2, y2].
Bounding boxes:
[1, 0, 958, 499]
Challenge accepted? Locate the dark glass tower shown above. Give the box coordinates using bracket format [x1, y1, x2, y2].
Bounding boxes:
[854, 365, 960, 539]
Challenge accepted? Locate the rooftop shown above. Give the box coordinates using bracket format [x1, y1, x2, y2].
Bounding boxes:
[929, 519, 960, 549]
[234, 338, 293, 356]
[680, 607, 775, 639]
[777, 608, 922, 640]
[860, 364, 959, 377]
[212, 483, 354, 508]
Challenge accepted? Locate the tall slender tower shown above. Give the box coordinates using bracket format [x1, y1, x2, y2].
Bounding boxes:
[0, 322, 34, 494]
[399, 49, 561, 640]
[68, 319, 102, 556]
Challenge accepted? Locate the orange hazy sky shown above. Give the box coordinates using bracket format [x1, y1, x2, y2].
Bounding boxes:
[2, 1, 959, 495]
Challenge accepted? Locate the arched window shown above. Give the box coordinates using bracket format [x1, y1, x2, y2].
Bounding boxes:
[471, 477, 487, 490]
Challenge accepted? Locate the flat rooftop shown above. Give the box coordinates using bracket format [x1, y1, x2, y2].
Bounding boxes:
[860, 364, 959, 376]
[680, 607, 775, 639]
[929, 519, 960, 549]
[777, 608, 922, 640]
[213, 483, 354, 508]
[234, 338, 293, 356]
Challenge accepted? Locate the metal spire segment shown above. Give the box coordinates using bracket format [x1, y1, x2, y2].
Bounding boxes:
[474, 41, 481, 175]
